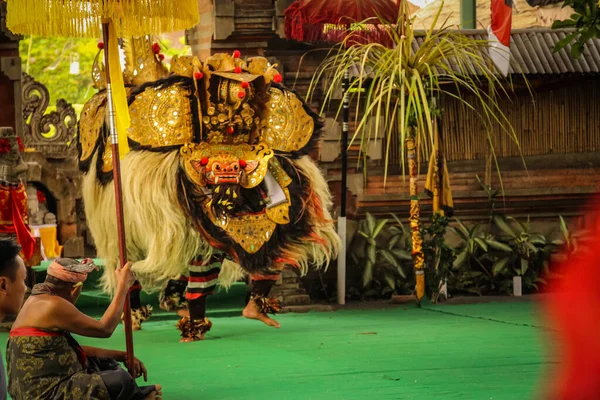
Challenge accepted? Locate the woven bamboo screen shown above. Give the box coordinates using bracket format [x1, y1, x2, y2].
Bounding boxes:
[386, 80, 600, 164]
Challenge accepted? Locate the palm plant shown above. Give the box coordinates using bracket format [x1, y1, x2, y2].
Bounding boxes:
[308, 1, 519, 303]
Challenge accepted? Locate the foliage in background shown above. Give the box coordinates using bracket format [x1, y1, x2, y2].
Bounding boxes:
[422, 213, 455, 303]
[449, 218, 512, 296]
[347, 213, 412, 300]
[20, 36, 99, 106]
[552, 0, 600, 58]
[20, 34, 188, 109]
[342, 181, 590, 301]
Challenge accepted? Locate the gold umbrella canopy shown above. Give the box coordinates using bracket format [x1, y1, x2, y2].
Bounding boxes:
[6, 0, 200, 37]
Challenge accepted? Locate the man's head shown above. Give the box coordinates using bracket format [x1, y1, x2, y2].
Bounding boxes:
[45, 258, 97, 303]
[0, 239, 27, 319]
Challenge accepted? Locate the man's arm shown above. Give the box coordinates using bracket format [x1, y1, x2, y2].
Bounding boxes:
[48, 263, 135, 338]
[81, 346, 148, 381]
[81, 346, 126, 361]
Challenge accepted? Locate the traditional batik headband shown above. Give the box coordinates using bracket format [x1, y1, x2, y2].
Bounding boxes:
[47, 258, 98, 284]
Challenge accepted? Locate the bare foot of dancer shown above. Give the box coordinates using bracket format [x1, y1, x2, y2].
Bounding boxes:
[176, 309, 190, 318]
[242, 299, 280, 328]
[145, 384, 163, 400]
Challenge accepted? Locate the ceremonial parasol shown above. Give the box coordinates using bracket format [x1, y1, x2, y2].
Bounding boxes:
[6, 0, 200, 370]
[284, 0, 400, 47]
[284, 0, 400, 305]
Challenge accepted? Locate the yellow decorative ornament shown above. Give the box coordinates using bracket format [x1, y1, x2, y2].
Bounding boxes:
[79, 92, 108, 164]
[123, 36, 170, 86]
[259, 88, 315, 152]
[201, 205, 277, 254]
[128, 85, 195, 148]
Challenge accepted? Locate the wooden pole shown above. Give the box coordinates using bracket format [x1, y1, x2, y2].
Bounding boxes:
[337, 68, 349, 305]
[101, 22, 135, 371]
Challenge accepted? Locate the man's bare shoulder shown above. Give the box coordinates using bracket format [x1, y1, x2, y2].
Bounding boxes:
[13, 294, 79, 330]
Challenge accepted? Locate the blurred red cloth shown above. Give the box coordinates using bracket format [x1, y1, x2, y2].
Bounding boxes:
[544, 206, 600, 399]
[0, 182, 34, 260]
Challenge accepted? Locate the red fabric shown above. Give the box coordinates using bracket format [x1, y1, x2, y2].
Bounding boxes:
[185, 292, 207, 301]
[491, 0, 512, 47]
[188, 274, 219, 283]
[544, 202, 600, 399]
[284, 0, 400, 46]
[129, 283, 143, 292]
[9, 327, 62, 337]
[0, 183, 35, 260]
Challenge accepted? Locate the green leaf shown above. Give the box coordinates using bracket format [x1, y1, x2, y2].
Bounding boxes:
[553, 32, 578, 53]
[455, 218, 471, 238]
[367, 245, 377, 264]
[551, 19, 577, 29]
[529, 233, 547, 245]
[453, 249, 469, 269]
[486, 240, 513, 253]
[520, 258, 529, 275]
[395, 264, 407, 279]
[373, 218, 389, 238]
[571, 42, 585, 59]
[383, 272, 396, 291]
[525, 242, 539, 254]
[380, 249, 401, 268]
[449, 227, 468, 241]
[362, 261, 373, 288]
[474, 237, 489, 253]
[494, 216, 516, 238]
[392, 249, 412, 261]
[492, 256, 511, 276]
[366, 213, 376, 234]
[388, 235, 401, 250]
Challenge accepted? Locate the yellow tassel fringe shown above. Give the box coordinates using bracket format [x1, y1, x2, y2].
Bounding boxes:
[6, 0, 200, 38]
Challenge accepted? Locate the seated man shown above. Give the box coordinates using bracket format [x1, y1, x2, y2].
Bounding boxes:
[0, 238, 29, 400]
[7, 258, 162, 400]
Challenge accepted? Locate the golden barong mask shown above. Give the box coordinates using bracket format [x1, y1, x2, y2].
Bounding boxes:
[180, 143, 274, 189]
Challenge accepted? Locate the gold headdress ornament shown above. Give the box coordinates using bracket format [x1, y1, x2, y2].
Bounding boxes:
[84, 47, 312, 168]
[92, 36, 170, 89]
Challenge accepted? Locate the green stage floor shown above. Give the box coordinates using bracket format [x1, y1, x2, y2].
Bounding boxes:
[1, 300, 555, 399]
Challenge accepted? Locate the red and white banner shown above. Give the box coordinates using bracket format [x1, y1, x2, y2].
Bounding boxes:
[489, 0, 513, 76]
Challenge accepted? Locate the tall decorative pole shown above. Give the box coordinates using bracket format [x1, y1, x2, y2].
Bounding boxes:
[406, 128, 425, 304]
[101, 22, 134, 370]
[337, 68, 350, 305]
